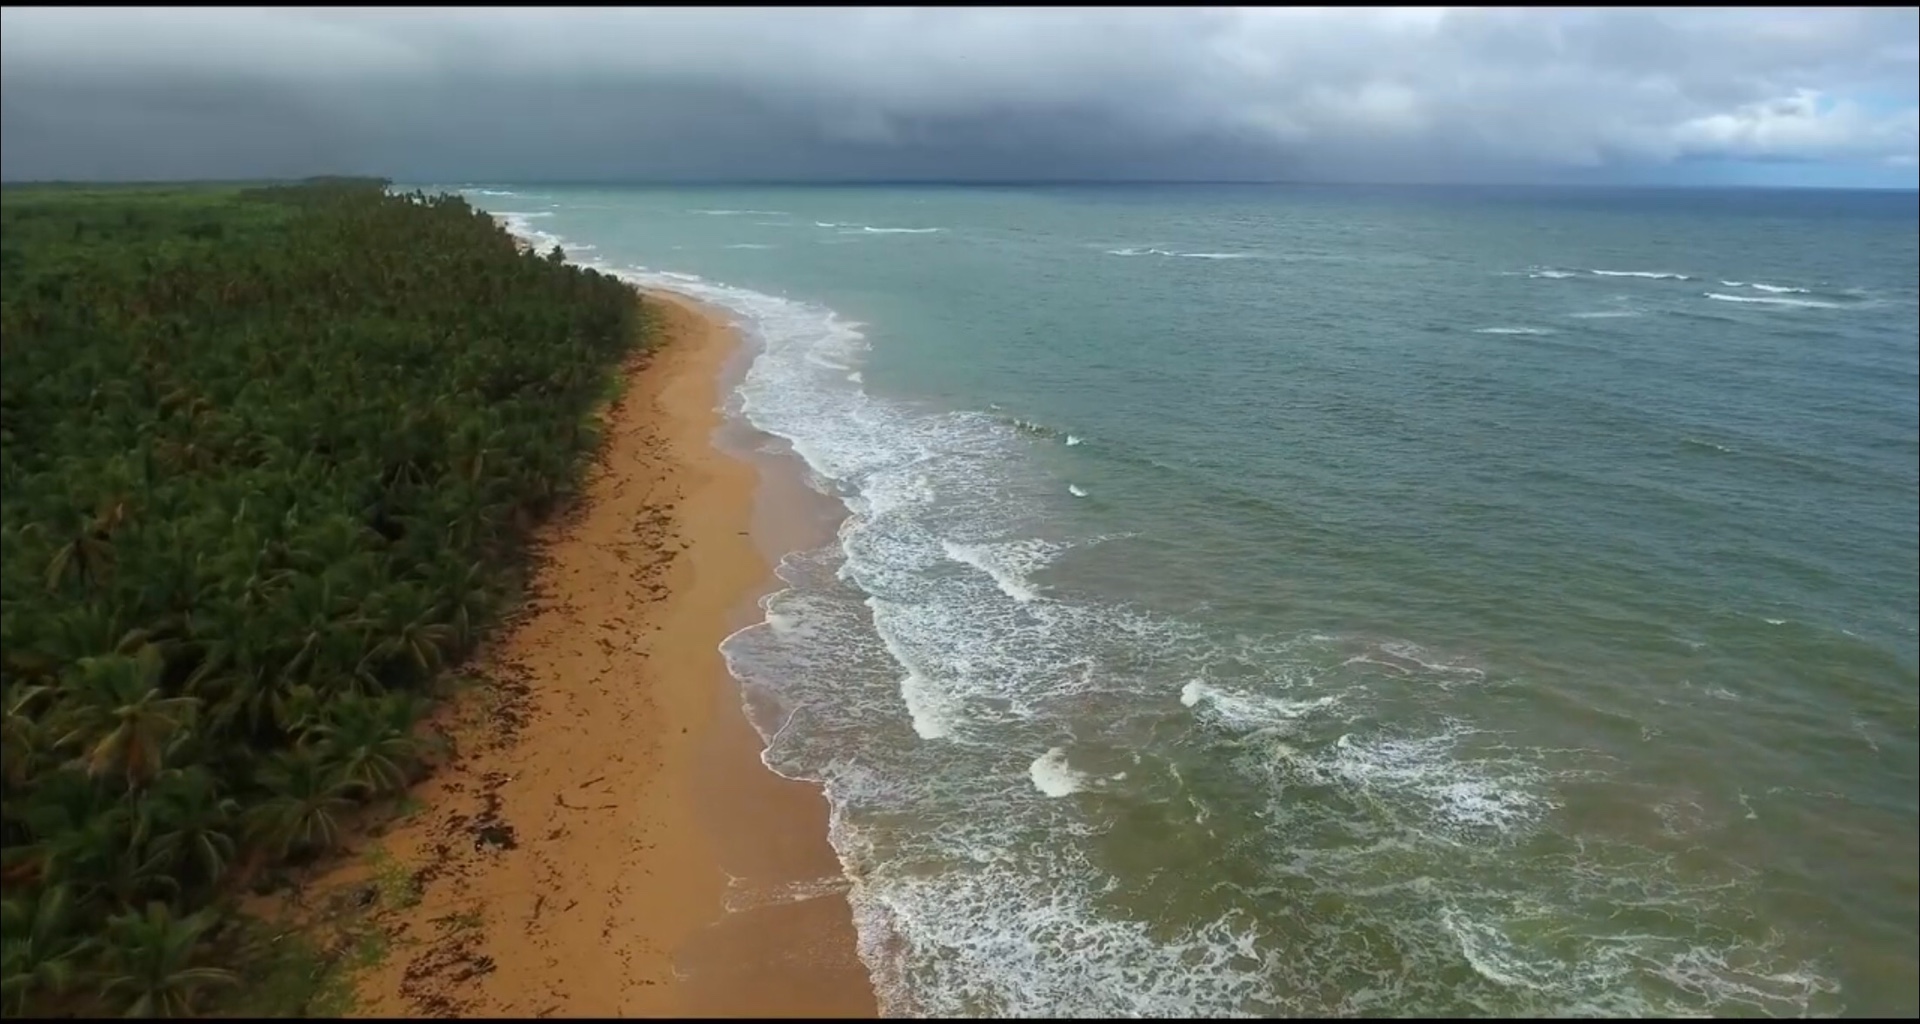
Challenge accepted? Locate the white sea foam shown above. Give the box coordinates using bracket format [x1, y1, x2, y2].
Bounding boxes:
[1068, 484, 1089, 497]
[883, 618, 963, 741]
[1592, 269, 1690, 280]
[692, 208, 787, 216]
[1029, 747, 1092, 797]
[942, 539, 1052, 603]
[1182, 679, 1341, 730]
[1567, 310, 1640, 319]
[848, 370, 864, 384]
[1065, 435, 1083, 446]
[820, 223, 945, 234]
[1527, 269, 1577, 279]
[1375, 641, 1487, 679]
[1704, 292, 1842, 309]
[1722, 280, 1811, 294]
[725, 242, 777, 249]
[1106, 247, 1260, 259]
[1473, 327, 1554, 335]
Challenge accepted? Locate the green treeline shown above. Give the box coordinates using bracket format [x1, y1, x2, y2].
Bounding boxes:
[0, 180, 645, 1016]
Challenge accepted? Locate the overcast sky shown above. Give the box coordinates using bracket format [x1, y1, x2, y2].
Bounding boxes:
[3, 7, 1916, 188]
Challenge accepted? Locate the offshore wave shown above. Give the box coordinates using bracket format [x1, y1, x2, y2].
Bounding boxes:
[1704, 292, 1844, 309]
[815, 221, 946, 234]
[1106, 247, 1264, 259]
[1591, 269, 1690, 280]
[1518, 266, 1691, 281]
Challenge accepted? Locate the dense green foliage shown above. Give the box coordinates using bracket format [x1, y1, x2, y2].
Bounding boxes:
[0, 180, 645, 1015]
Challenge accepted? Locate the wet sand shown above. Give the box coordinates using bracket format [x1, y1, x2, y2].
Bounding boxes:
[337, 289, 875, 1018]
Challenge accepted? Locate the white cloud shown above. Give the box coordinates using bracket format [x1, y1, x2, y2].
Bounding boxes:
[1672, 90, 1916, 162]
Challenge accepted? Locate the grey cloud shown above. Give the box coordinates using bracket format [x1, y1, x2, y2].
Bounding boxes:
[2, 7, 1915, 184]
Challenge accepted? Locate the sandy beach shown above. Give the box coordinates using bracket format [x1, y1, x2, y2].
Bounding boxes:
[314, 289, 874, 1018]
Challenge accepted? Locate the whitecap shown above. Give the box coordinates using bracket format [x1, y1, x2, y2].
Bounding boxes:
[1704, 293, 1841, 309]
[1473, 327, 1554, 335]
[942, 539, 1047, 604]
[1592, 269, 1690, 280]
[898, 664, 961, 741]
[1029, 747, 1091, 797]
[1068, 484, 1088, 497]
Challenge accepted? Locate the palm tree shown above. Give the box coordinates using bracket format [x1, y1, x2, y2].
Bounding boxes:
[361, 583, 459, 683]
[1, 683, 53, 789]
[52, 646, 198, 788]
[0, 885, 91, 1016]
[246, 750, 356, 859]
[305, 691, 430, 798]
[14, 776, 156, 903]
[95, 903, 237, 1018]
[42, 495, 129, 592]
[136, 769, 240, 894]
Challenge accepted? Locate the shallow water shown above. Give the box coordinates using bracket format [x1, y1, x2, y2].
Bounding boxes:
[449, 183, 1919, 1017]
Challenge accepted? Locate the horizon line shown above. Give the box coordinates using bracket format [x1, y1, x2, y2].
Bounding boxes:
[5, 176, 1917, 193]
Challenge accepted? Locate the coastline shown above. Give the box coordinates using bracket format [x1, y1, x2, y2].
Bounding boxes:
[311, 287, 873, 1017]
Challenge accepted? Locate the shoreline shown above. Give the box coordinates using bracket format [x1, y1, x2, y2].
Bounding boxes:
[305, 286, 873, 1017]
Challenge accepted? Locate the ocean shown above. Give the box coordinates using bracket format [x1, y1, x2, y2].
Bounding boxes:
[446, 182, 1918, 1017]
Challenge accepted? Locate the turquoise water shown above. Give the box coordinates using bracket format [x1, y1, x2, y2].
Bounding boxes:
[453, 184, 1917, 1017]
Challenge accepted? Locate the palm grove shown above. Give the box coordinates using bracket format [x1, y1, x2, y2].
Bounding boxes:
[0, 181, 645, 1015]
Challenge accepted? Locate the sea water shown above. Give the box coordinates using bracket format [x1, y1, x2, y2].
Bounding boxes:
[444, 183, 1919, 1017]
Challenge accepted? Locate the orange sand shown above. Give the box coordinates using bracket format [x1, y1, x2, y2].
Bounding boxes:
[337, 290, 875, 1018]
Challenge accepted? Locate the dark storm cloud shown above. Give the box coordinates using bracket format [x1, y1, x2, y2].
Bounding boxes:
[3, 7, 1915, 184]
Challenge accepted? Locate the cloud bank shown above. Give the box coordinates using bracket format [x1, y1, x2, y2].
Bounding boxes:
[3, 7, 1915, 186]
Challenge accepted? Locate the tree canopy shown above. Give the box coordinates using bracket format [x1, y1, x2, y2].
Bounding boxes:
[0, 179, 646, 1016]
